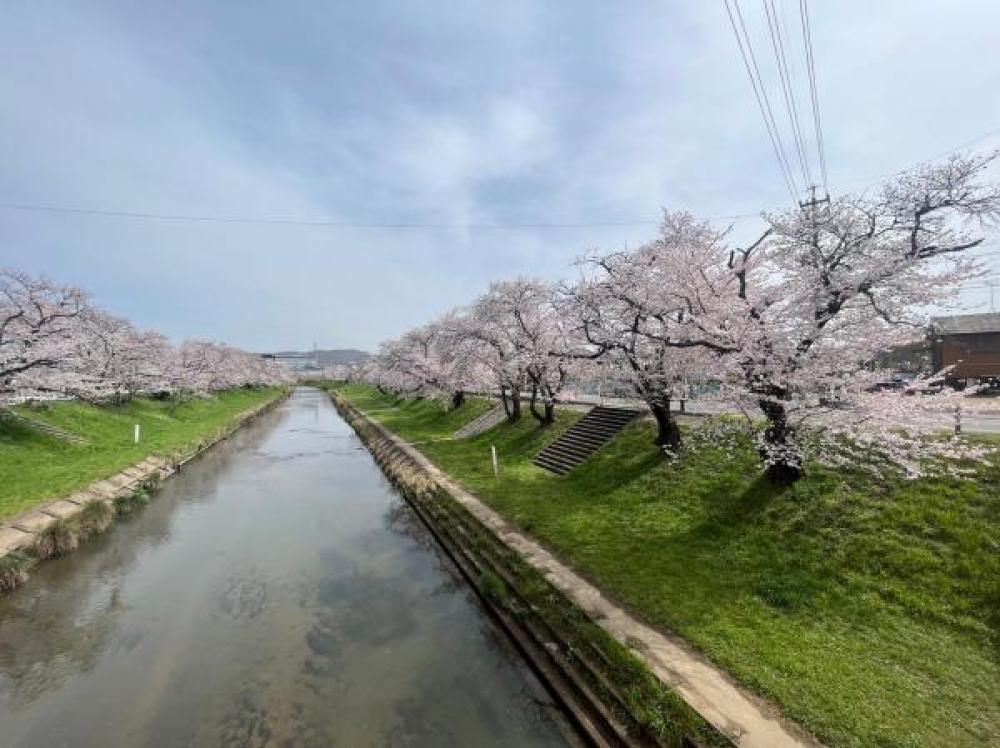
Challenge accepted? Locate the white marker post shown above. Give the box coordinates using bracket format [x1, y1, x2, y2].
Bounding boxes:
[491, 444, 499, 477]
[134, 423, 141, 444]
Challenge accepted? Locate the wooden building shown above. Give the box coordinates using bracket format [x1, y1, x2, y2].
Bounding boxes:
[929, 312, 1000, 382]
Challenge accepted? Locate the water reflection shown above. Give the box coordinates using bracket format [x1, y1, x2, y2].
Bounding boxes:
[0, 388, 571, 747]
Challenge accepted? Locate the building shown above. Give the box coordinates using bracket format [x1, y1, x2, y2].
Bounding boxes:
[929, 312, 1000, 383]
[260, 351, 320, 374]
[259, 349, 370, 376]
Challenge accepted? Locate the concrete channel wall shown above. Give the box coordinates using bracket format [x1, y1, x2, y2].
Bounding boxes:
[0, 390, 291, 590]
[330, 391, 822, 748]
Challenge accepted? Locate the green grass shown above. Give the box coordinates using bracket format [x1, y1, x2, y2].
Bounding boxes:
[332, 383, 1000, 748]
[335, 384, 494, 443]
[0, 387, 286, 520]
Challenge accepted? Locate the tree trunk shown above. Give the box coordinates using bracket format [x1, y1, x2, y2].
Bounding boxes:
[759, 398, 803, 485]
[528, 386, 556, 425]
[502, 385, 522, 423]
[451, 390, 465, 409]
[650, 400, 681, 450]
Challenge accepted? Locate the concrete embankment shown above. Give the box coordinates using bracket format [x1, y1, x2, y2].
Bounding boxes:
[331, 392, 733, 748]
[0, 390, 290, 591]
[330, 391, 823, 748]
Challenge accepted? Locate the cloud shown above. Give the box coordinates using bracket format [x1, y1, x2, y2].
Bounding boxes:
[1, 0, 999, 349]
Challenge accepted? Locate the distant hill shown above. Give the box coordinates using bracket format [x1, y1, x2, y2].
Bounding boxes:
[271, 349, 371, 365]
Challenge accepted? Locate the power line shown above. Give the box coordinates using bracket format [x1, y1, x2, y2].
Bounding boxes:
[837, 126, 1000, 191]
[799, 0, 829, 191]
[0, 199, 769, 229]
[723, 0, 800, 203]
[0, 201, 661, 230]
[763, 0, 811, 186]
[733, 0, 801, 197]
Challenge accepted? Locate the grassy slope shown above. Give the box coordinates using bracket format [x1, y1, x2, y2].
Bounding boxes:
[342, 388, 494, 442]
[334, 383, 1000, 748]
[0, 387, 285, 520]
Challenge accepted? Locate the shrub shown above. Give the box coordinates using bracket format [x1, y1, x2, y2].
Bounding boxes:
[33, 520, 80, 559]
[78, 501, 115, 539]
[0, 555, 29, 592]
[115, 486, 151, 515]
[479, 571, 509, 602]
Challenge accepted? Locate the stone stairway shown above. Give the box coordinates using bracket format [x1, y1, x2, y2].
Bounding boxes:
[0, 410, 88, 445]
[453, 405, 507, 439]
[534, 406, 639, 475]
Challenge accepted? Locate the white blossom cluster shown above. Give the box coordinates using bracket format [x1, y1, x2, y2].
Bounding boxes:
[1, 268, 293, 406]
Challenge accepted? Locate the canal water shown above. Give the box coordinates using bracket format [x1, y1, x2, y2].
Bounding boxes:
[0, 388, 572, 747]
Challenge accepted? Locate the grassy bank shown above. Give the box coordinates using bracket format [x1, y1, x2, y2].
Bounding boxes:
[333, 383, 1000, 747]
[0, 387, 286, 520]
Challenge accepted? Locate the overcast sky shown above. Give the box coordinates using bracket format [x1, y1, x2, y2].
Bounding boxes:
[2, 1, 999, 351]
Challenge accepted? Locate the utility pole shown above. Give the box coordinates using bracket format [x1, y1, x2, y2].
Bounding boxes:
[800, 183, 830, 248]
[799, 184, 830, 214]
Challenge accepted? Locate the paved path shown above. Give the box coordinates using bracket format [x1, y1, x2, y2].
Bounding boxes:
[561, 393, 1000, 434]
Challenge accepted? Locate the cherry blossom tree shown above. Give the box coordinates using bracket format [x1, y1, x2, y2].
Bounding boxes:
[169, 340, 287, 397]
[673, 153, 1000, 484]
[370, 316, 479, 408]
[317, 363, 354, 382]
[68, 311, 173, 402]
[1, 268, 90, 401]
[502, 280, 576, 425]
[458, 285, 529, 422]
[374, 332, 434, 396]
[2, 267, 289, 408]
[171, 341, 225, 395]
[353, 356, 392, 394]
[460, 279, 575, 425]
[428, 311, 487, 408]
[569, 216, 724, 448]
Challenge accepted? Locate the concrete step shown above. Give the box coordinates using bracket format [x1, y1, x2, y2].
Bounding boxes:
[453, 406, 507, 439]
[584, 409, 635, 419]
[562, 424, 620, 441]
[0, 410, 88, 445]
[587, 406, 639, 417]
[544, 442, 597, 462]
[576, 417, 634, 432]
[534, 450, 576, 468]
[533, 455, 572, 475]
[534, 406, 639, 475]
[564, 425, 619, 441]
[574, 415, 634, 430]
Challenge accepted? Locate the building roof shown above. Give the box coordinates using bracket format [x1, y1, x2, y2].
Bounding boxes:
[930, 312, 1000, 335]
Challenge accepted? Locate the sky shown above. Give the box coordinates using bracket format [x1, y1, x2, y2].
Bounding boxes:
[2, 1, 999, 352]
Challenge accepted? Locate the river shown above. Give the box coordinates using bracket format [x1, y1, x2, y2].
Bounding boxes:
[0, 388, 573, 747]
